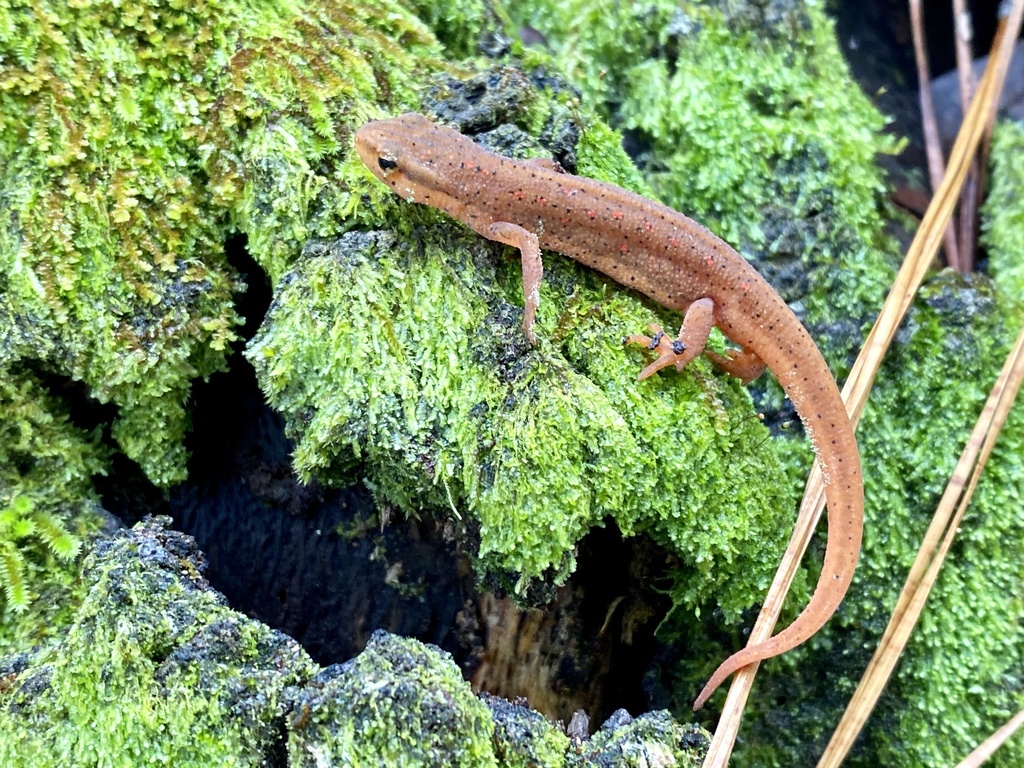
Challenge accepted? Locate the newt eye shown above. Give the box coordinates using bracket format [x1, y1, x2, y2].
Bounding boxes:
[378, 156, 398, 171]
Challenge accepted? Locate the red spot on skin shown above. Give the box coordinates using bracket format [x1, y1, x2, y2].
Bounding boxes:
[705, 255, 714, 266]
[612, 210, 624, 220]
[669, 237, 680, 247]
[619, 243, 629, 253]
[538, 197, 547, 205]
[644, 220, 653, 231]
[514, 190, 524, 200]
[560, 217, 570, 224]
[587, 210, 597, 219]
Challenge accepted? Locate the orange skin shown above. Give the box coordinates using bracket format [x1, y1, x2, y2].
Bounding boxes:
[355, 113, 863, 710]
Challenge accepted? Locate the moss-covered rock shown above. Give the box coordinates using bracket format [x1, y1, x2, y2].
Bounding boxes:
[0, 517, 319, 767]
[0, 518, 704, 767]
[484, 694, 573, 767]
[578, 709, 707, 767]
[289, 632, 499, 766]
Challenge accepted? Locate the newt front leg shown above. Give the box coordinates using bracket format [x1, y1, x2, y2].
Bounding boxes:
[485, 221, 543, 344]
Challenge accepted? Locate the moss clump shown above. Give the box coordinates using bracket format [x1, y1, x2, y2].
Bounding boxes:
[289, 631, 499, 766]
[483, 694, 571, 767]
[0, 517, 320, 767]
[0, 0, 449, 485]
[248, 223, 794, 614]
[0, 0, 246, 485]
[983, 120, 1024, 306]
[0, 367, 107, 639]
[579, 710, 708, 767]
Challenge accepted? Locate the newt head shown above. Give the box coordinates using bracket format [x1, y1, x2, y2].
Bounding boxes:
[354, 113, 453, 204]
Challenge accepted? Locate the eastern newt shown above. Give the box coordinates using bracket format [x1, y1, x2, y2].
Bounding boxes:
[354, 113, 863, 710]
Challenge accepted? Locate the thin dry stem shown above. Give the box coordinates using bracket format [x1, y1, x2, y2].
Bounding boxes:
[953, 0, 980, 271]
[950, 0, 974, 272]
[911, 0, 961, 270]
[955, 708, 1024, 768]
[975, 14, 1011, 204]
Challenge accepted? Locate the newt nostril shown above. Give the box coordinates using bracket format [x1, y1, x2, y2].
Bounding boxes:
[378, 157, 398, 171]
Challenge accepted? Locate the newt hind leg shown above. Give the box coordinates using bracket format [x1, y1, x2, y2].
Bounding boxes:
[486, 221, 543, 344]
[626, 297, 767, 383]
[705, 348, 766, 384]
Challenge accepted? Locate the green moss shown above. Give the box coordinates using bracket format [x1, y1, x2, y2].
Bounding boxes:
[574, 118, 655, 198]
[484, 694, 570, 767]
[402, 0, 498, 59]
[983, 120, 1024, 307]
[289, 631, 500, 766]
[701, 127, 1024, 768]
[0, 367, 106, 636]
[248, 223, 794, 614]
[0, 0, 451, 485]
[0, 496, 77, 612]
[578, 710, 707, 767]
[0, 518, 320, 768]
